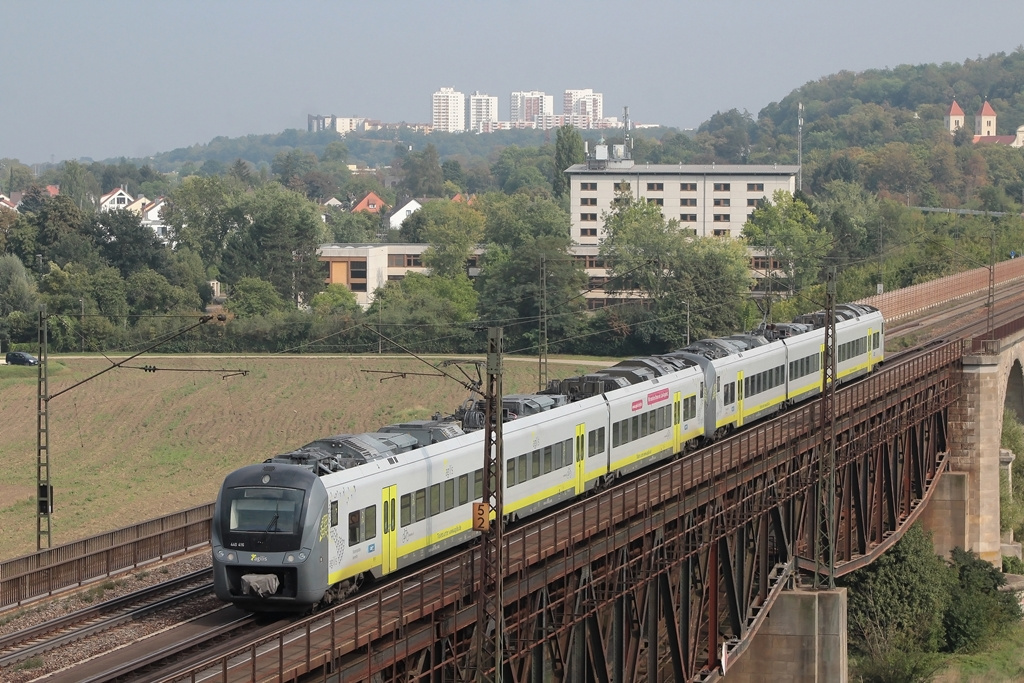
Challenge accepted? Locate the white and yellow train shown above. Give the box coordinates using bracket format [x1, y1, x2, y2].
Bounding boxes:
[212, 304, 883, 610]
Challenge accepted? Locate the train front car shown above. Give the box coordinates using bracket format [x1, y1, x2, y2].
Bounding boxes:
[212, 463, 329, 611]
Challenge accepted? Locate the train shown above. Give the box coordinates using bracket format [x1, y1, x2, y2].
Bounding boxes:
[212, 303, 883, 610]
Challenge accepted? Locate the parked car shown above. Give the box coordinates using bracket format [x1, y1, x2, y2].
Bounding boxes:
[5, 351, 39, 366]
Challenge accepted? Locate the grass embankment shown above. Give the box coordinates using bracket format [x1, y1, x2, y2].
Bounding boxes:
[0, 355, 607, 561]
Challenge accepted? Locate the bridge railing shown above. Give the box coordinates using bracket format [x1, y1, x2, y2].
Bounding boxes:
[858, 258, 1024, 321]
[0, 503, 213, 610]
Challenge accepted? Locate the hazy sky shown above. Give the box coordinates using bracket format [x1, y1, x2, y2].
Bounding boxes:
[3, 0, 1022, 165]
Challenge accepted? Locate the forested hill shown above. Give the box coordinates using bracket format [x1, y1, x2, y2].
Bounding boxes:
[761, 48, 1024, 146]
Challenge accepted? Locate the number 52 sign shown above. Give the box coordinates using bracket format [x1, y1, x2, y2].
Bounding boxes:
[472, 502, 491, 532]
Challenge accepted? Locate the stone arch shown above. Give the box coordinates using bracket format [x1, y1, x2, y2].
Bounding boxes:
[1005, 359, 1024, 424]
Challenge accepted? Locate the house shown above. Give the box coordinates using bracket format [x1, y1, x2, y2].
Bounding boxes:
[99, 187, 133, 212]
[352, 191, 386, 214]
[321, 197, 344, 209]
[0, 196, 16, 212]
[125, 195, 150, 215]
[388, 199, 423, 230]
[140, 197, 170, 242]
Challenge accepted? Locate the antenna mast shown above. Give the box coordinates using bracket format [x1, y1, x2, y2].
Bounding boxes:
[797, 102, 804, 191]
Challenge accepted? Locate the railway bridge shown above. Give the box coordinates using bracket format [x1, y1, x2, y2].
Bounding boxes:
[7, 264, 1024, 682]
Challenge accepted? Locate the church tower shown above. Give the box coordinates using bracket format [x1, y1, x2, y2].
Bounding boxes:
[975, 101, 997, 137]
[945, 100, 965, 133]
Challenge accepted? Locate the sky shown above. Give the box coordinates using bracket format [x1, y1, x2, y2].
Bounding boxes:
[2, 0, 1023, 165]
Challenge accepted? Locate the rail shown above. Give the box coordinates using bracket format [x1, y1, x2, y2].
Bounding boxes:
[0, 504, 213, 610]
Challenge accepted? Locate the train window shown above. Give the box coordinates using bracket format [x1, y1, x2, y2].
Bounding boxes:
[700, 382, 705, 399]
[612, 422, 621, 447]
[519, 454, 529, 483]
[363, 505, 376, 541]
[348, 511, 362, 545]
[533, 450, 542, 479]
[873, 332, 880, 348]
[744, 377, 751, 397]
[640, 412, 649, 437]
[401, 493, 413, 528]
[674, 400, 681, 425]
[331, 500, 339, 527]
[631, 416, 639, 442]
[458, 475, 469, 505]
[724, 382, 736, 405]
[507, 458, 517, 487]
[444, 480, 455, 511]
[543, 447, 553, 474]
[414, 489, 426, 522]
[429, 484, 441, 516]
[565, 439, 573, 462]
[475, 469, 483, 498]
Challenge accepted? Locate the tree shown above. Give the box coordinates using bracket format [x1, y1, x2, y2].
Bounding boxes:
[742, 190, 828, 295]
[325, 208, 379, 242]
[310, 283, 360, 317]
[367, 272, 478, 352]
[220, 183, 327, 304]
[0, 254, 40, 343]
[125, 268, 201, 316]
[59, 160, 100, 210]
[419, 202, 486, 278]
[442, 159, 465, 190]
[399, 144, 444, 198]
[226, 276, 289, 318]
[271, 149, 319, 188]
[477, 192, 569, 248]
[162, 175, 243, 265]
[553, 125, 585, 197]
[89, 208, 168, 278]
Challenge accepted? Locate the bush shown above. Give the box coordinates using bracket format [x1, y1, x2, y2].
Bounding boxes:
[1003, 555, 1024, 575]
[942, 547, 1022, 653]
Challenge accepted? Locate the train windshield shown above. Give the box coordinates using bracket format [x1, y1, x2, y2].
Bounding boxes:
[225, 487, 305, 534]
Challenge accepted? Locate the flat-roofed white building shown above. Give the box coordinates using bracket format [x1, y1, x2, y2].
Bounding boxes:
[432, 87, 466, 133]
[468, 91, 499, 133]
[566, 157, 799, 244]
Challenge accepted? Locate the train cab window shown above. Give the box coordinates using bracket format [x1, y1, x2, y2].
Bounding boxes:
[331, 500, 339, 527]
[543, 447, 553, 474]
[475, 469, 484, 498]
[507, 458, 517, 487]
[400, 494, 411, 526]
[444, 479, 455, 511]
[429, 484, 441, 516]
[458, 474, 469, 505]
[226, 486, 304, 534]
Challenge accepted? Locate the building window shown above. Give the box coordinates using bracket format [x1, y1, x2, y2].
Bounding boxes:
[580, 182, 597, 191]
[648, 197, 664, 206]
[680, 182, 697, 191]
[580, 228, 598, 237]
[680, 213, 697, 222]
[713, 183, 730, 191]
[581, 197, 597, 206]
[680, 198, 697, 206]
[713, 198, 730, 207]
[614, 181, 631, 192]
[746, 198, 763, 207]
[388, 254, 422, 267]
[580, 213, 598, 222]
[646, 182, 664, 191]
[713, 229, 729, 237]
[747, 183, 764, 192]
[575, 254, 603, 268]
[713, 214, 730, 222]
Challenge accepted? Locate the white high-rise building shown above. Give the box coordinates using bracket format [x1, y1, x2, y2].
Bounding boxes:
[563, 89, 604, 125]
[510, 91, 554, 124]
[468, 91, 499, 133]
[432, 87, 466, 133]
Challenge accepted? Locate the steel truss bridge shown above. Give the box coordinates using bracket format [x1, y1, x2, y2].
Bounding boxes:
[176, 342, 961, 682]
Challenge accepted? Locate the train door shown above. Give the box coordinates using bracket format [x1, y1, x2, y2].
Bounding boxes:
[736, 370, 745, 427]
[381, 485, 398, 575]
[574, 423, 586, 494]
[673, 392, 682, 453]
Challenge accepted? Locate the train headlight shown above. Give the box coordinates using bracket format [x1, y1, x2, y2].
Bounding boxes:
[286, 554, 295, 563]
[227, 552, 236, 562]
[298, 551, 307, 561]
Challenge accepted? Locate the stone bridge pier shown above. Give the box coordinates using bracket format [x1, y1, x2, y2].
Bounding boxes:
[920, 332, 1024, 564]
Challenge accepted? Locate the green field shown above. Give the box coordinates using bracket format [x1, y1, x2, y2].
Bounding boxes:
[0, 354, 608, 561]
